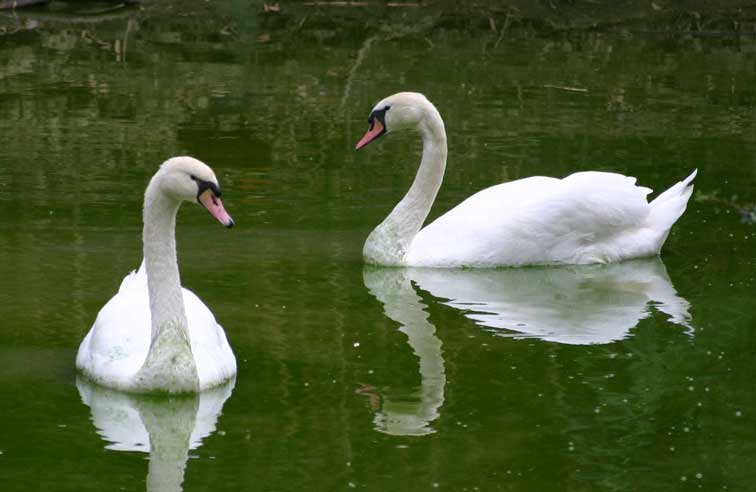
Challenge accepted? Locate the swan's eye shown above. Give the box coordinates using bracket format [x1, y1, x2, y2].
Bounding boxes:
[384, 105, 391, 111]
[190, 174, 197, 181]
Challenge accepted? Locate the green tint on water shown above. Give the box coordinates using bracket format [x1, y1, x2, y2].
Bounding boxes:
[1, 2, 756, 490]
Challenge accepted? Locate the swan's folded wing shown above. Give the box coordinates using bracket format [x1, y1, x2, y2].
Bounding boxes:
[553, 171, 652, 234]
[117, 261, 147, 294]
[77, 275, 152, 389]
[411, 172, 655, 266]
[183, 288, 237, 389]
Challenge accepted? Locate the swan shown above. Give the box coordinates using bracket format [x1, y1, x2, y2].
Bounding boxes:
[355, 92, 697, 267]
[76, 156, 237, 394]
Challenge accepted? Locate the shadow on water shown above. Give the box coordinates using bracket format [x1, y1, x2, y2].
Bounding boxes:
[77, 378, 235, 492]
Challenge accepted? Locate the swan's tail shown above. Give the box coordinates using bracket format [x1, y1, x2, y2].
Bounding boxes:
[648, 169, 697, 247]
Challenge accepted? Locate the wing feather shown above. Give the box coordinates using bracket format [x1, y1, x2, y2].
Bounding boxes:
[411, 172, 655, 266]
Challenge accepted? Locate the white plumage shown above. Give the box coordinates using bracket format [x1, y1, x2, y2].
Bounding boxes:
[356, 92, 696, 268]
[408, 170, 696, 267]
[76, 263, 236, 391]
[76, 157, 236, 393]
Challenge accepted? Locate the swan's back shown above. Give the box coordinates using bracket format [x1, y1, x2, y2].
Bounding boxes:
[408, 171, 693, 267]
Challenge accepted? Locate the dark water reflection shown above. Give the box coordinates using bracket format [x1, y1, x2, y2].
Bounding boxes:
[405, 259, 692, 345]
[77, 378, 234, 492]
[363, 268, 445, 437]
[1, 2, 756, 491]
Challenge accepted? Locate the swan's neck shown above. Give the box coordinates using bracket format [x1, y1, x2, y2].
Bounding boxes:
[365, 109, 447, 265]
[143, 185, 186, 335]
[134, 177, 199, 393]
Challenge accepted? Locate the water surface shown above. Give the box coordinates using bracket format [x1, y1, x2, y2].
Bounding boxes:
[1, 2, 756, 491]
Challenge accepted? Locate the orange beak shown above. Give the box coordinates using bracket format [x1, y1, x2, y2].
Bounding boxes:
[355, 119, 385, 150]
[198, 189, 234, 228]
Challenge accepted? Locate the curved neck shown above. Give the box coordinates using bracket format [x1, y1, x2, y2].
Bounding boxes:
[143, 181, 186, 337]
[135, 175, 199, 393]
[365, 108, 447, 265]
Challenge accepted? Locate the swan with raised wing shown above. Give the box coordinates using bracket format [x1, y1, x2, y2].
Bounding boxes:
[76, 156, 237, 394]
[356, 92, 696, 268]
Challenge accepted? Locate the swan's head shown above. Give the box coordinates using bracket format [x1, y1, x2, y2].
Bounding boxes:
[155, 156, 234, 228]
[355, 92, 437, 150]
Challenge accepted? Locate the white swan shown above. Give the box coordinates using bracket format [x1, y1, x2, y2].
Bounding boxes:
[76, 156, 237, 394]
[356, 92, 697, 267]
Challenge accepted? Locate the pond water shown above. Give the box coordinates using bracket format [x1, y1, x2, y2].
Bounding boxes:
[1, 2, 756, 491]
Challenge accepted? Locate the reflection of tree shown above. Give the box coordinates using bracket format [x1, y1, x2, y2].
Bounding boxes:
[696, 190, 756, 224]
[0, 0, 751, 253]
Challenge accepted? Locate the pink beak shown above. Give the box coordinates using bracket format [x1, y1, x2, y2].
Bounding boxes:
[198, 189, 234, 228]
[355, 119, 385, 150]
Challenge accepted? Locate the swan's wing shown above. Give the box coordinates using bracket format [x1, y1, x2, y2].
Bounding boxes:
[554, 172, 652, 233]
[76, 268, 151, 389]
[117, 261, 146, 294]
[184, 289, 237, 390]
[410, 172, 653, 266]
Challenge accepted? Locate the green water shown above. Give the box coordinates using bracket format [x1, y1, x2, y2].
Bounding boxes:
[1, 2, 756, 491]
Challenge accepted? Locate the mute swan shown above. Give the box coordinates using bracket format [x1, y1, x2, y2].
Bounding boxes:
[356, 92, 697, 267]
[76, 156, 237, 394]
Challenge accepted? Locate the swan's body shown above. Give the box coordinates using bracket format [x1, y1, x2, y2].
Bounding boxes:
[77, 157, 236, 394]
[77, 264, 236, 392]
[356, 92, 696, 268]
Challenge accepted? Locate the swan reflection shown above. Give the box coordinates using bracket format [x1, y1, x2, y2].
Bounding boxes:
[77, 378, 234, 492]
[409, 258, 691, 345]
[363, 268, 446, 437]
[362, 259, 690, 435]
